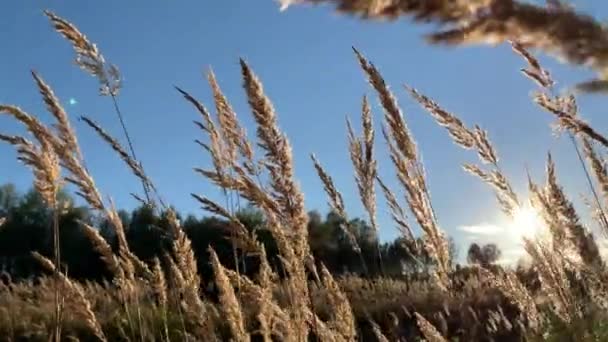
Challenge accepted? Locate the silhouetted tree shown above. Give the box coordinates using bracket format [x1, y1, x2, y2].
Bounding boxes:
[467, 242, 501, 267]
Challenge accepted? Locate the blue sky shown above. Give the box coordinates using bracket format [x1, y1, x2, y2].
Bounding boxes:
[2, 1, 608, 260]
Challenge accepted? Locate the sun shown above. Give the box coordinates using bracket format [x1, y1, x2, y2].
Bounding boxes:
[507, 204, 546, 240]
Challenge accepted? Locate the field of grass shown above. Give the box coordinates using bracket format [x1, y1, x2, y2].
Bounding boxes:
[3, 1, 608, 341]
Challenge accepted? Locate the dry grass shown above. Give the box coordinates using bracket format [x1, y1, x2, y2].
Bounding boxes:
[3, 3, 608, 341]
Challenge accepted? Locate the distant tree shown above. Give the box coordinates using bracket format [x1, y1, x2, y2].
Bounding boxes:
[0, 184, 19, 216]
[467, 242, 501, 267]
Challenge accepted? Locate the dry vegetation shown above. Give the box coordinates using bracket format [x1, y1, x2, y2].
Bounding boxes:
[3, 1, 608, 341]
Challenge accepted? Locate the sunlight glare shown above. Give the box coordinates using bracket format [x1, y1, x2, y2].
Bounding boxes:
[507, 204, 545, 240]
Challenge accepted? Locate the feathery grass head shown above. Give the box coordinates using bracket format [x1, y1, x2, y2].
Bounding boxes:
[311, 154, 361, 252]
[0, 134, 61, 206]
[32, 71, 83, 161]
[151, 258, 167, 308]
[32, 252, 107, 341]
[208, 247, 248, 341]
[176, 86, 229, 182]
[79, 115, 159, 207]
[282, 1, 608, 89]
[44, 10, 121, 96]
[354, 48, 417, 161]
[208, 69, 255, 169]
[415, 312, 447, 342]
[347, 95, 379, 233]
[192, 194, 259, 253]
[239, 58, 310, 262]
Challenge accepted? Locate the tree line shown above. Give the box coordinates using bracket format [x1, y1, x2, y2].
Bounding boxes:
[0, 183, 502, 284]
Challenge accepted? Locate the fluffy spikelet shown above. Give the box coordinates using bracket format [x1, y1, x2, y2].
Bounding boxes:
[282, 1, 608, 88]
[209, 247, 248, 341]
[165, 254, 211, 339]
[535, 93, 608, 148]
[405, 83, 519, 220]
[415, 312, 447, 342]
[523, 238, 577, 324]
[208, 69, 255, 170]
[482, 268, 540, 330]
[255, 246, 275, 342]
[224, 246, 296, 341]
[354, 48, 417, 161]
[32, 71, 83, 160]
[406, 86, 475, 150]
[166, 209, 200, 289]
[191, 194, 259, 253]
[32, 252, 107, 341]
[239, 59, 310, 262]
[278, 0, 487, 23]
[347, 96, 379, 233]
[150, 258, 167, 308]
[544, 154, 603, 269]
[44, 10, 121, 96]
[0, 76, 145, 283]
[356, 49, 450, 288]
[510, 40, 554, 89]
[472, 125, 498, 165]
[78, 220, 122, 276]
[406, 85, 498, 165]
[582, 138, 608, 235]
[0, 105, 62, 157]
[463, 163, 519, 217]
[176, 86, 229, 181]
[0, 134, 60, 206]
[43, 10, 103, 65]
[0, 105, 102, 211]
[320, 265, 356, 341]
[195, 166, 282, 215]
[370, 320, 390, 342]
[311, 154, 361, 252]
[376, 176, 414, 242]
[80, 116, 157, 202]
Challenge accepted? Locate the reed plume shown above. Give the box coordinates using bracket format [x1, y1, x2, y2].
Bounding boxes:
[209, 247, 248, 341]
[1, 72, 152, 290]
[319, 265, 356, 341]
[45, 10, 153, 203]
[415, 312, 447, 342]
[208, 70, 256, 172]
[176, 86, 228, 181]
[240, 59, 310, 257]
[79, 115, 162, 208]
[310, 154, 361, 252]
[347, 96, 378, 233]
[405, 85, 520, 218]
[481, 268, 540, 331]
[355, 48, 451, 288]
[32, 252, 107, 341]
[280, 0, 608, 88]
[346, 95, 386, 272]
[191, 194, 259, 253]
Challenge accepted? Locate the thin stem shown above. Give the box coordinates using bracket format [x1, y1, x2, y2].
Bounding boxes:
[109, 93, 152, 204]
[222, 187, 241, 291]
[52, 205, 62, 342]
[376, 242, 385, 276]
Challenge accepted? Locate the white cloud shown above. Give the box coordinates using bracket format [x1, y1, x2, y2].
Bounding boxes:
[458, 223, 505, 236]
